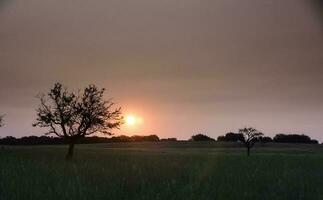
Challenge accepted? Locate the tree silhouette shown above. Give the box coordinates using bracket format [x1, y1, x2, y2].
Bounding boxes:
[238, 127, 263, 156]
[190, 134, 215, 141]
[33, 83, 123, 159]
[217, 132, 244, 142]
[273, 134, 318, 144]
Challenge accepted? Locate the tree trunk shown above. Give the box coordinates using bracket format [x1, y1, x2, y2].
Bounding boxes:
[66, 142, 75, 160]
[247, 146, 250, 156]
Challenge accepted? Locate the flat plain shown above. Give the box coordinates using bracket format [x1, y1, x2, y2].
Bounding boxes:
[1, 142, 323, 200]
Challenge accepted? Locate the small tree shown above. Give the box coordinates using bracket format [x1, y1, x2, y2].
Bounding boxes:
[33, 83, 123, 159]
[238, 127, 263, 156]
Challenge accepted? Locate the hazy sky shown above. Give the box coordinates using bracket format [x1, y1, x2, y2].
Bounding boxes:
[1, 0, 323, 140]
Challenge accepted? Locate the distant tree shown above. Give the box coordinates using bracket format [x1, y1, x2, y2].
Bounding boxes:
[131, 135, 160, 142]
[238, 127, 263, 156]
[190, 134, 215, 141]
[258, 136, 273, 143]
[161, 138, 177, 142]
[217, 132, 244, 142]
[0, 136, 17, 145]
[273, 134, 318, 144]
[33, 83, 123, 159]
[108, 135, 131, 143]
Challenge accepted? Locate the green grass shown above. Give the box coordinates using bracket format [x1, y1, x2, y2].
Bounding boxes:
[1, 142, 323, 200]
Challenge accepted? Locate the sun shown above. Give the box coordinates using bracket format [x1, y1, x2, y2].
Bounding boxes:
[126, 115, 136, 126]
[125, 114, 143, 126]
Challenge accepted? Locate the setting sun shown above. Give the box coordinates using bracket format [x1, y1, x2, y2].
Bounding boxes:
[126, 115, 136, 126]
[125, 115, 143, 126]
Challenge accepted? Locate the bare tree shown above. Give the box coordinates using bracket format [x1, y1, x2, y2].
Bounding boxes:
[238, 127, 263, 156]
[33, 83, 123, 159]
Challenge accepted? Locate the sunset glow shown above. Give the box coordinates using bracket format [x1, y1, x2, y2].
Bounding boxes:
[125, 115, 143, 126]
[1, 0, 323, 141]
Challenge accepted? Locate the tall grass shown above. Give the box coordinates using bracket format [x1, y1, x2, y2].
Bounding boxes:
[0, 144, 323, 200]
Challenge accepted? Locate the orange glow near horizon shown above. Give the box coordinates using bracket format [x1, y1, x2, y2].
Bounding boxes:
[125, 114, 143, 127]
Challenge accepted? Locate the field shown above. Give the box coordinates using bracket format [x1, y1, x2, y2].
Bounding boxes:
[1, 142, 323, 200]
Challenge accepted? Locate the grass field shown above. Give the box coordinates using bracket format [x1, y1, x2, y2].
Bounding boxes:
[1, 142, 323, 200]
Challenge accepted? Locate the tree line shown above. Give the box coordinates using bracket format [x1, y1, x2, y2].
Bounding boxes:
[0, 135, 161, 145]
[215, 132, 318, 144]
[190, 129, 318, 156]
[0, 132, 318, 145]
[0, 83, 320, 159]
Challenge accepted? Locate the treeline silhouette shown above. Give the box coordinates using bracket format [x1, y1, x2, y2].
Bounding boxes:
[0, 135, 161, 145]
[190, 134, 216, 141]
[216, 132, 318, 144]
[273, 134, 318, 144]
[0, 133, 319, 145]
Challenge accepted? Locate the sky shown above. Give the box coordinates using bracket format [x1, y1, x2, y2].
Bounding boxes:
[0, 0, 323, 140]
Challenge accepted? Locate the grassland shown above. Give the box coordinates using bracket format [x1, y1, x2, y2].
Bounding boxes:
[1, 142, 323, 200]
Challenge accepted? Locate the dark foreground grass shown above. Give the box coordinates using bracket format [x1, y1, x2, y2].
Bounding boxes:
[1, 143, 323, 200]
